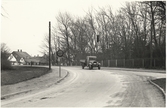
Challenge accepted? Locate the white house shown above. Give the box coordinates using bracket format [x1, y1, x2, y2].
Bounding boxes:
[8, 49, 31, 65]
[8, 50, 48, 65]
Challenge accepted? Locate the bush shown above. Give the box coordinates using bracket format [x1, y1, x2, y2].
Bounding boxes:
[1, 43, 12, 70]
[1, 51, 12, 70]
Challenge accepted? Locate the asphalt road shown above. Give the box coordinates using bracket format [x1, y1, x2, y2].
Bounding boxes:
[2, 66, 166, 107]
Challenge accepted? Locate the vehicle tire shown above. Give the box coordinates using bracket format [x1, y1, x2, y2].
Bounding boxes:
[98, 66, 100, 70]
[82, 64, 84, 69]
[89, 65, 92, 70]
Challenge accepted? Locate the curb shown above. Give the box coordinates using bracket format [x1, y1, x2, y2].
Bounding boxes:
[1, 89, 33, 100]
[57, 71, 69, 83]
[1, 71, 69, 100]
[103, 67, 166, 73]
[148, 79, 166, 99]
[47, 71, 69, 87]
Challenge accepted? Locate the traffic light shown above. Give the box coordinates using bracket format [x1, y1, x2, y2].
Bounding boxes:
[97, 35, 100, 42]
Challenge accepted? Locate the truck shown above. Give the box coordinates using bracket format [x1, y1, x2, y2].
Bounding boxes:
[80, 56, 101, 70]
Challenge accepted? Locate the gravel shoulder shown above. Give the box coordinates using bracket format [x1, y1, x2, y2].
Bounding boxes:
[102, 67, 166, 93]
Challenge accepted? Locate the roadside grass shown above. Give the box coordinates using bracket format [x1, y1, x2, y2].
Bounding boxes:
[151, 78, 166, 93]
[1, 66, 50, 86]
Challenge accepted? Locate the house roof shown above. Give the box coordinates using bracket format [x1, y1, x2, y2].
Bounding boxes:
[11, 51, 48, 63]
[25, 58, 40, 63]
[25, 57, 48, 63]
[12, 51, 31, 62]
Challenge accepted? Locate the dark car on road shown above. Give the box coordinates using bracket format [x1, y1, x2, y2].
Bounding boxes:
[80, 56, 101, 70]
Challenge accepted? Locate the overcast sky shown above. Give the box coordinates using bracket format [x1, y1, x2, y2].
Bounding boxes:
[1, 0, 126, 56]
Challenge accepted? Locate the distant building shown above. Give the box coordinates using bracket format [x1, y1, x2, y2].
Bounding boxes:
[8, 49, 48, 65]
[25, 56, 49, 65]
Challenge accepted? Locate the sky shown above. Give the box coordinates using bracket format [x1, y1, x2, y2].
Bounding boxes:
[1, 0, 126, 56]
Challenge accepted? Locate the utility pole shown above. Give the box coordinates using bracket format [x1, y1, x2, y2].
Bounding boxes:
[150, 2, 153, 68]
[49, 21, 51, 70]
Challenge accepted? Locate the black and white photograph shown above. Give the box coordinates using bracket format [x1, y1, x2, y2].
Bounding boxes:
[1, 0, 166, 107]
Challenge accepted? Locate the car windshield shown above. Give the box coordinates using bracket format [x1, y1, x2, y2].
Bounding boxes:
[89, 58, 96, 60]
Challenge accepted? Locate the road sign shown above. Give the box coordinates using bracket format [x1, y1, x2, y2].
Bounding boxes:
[57, 50, 64, 57]
[57, 50, 63, 78]
[58, 57, 61, 62]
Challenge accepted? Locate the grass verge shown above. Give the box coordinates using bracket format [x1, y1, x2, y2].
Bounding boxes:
[1, 66, 50, 86]
[151, 78, 166, 93]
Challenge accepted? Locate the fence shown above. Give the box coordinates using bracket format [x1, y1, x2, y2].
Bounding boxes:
[72, 58, 165, 69]
[100, 58, 165, 69]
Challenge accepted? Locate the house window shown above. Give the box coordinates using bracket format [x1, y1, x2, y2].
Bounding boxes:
[20, 58, 25, 62]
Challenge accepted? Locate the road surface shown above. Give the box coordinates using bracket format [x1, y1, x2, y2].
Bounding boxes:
[1, 66, 166, 107]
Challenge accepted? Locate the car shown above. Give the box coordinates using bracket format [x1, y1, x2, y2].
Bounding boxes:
[80, 56, 101, 70]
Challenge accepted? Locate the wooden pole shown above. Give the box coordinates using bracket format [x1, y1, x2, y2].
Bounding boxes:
[59, 57, 61, 78]
[49, 21, 51, 70]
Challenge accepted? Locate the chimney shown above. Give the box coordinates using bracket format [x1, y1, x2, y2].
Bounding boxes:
[18, 49, 19, 52]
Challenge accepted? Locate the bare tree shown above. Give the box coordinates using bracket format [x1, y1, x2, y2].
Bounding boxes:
[1, 43, 12, 70]
[56, 12, 73, 65]
[41, 1, 165, 68]
[1, 6, 9, 18]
